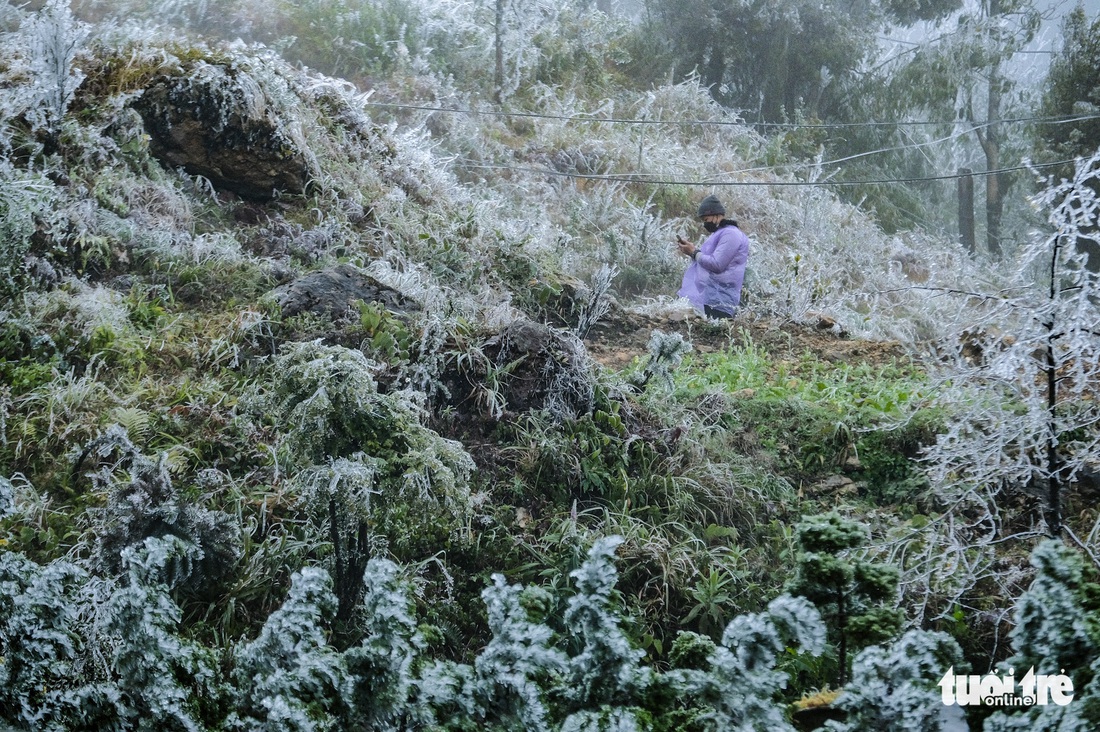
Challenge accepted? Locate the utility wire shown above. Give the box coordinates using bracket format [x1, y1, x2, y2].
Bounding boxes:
[364, 100, 1100, 131]
[451, 158, 1079, 187]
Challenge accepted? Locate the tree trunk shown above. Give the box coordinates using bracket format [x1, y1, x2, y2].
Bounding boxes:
[837, 590, 849, 686]
[494, 0, 505, 104]
[980, 0, 1005, 257]
[1044, 236, 1062, 538]
[958, 168, 976, 254]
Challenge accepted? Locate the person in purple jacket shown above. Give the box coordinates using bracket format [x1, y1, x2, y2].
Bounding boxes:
[675, 195, 749, 319]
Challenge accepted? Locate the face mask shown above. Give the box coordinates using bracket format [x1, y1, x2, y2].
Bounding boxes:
[703, 221, 719, 233]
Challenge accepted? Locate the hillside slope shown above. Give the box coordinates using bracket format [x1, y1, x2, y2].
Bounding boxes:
[4, 17, 1100, 732]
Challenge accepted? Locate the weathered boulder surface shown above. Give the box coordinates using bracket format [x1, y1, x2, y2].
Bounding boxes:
[133, 62, 312, 200]
[270, 264, 420, 318]
[442, 319, 596, 419]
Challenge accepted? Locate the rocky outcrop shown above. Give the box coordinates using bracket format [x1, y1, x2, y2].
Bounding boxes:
[441, 319, 596, 420]
[133, 61, 313, 200]
[270, 264, 420, 318]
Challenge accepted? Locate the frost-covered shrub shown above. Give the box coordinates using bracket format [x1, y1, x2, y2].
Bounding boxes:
[824, 629, 964, 732]
[668, 594, 826, 731]
[983, 540, 1100, 731]
[82, 426, 242, 591]
[921, 152, 1100, 538]
[246, 340, 473, 508]
[0, 551, 87, 730]
[559, 536, 651, 727]
[0, 163, 58, 298]
[229, 567, 345, 732]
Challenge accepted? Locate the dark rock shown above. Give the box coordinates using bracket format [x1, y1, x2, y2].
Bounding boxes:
[479, 319, 594, 416]
[270, 264, 421, 318]
[133, 62, 313, 201]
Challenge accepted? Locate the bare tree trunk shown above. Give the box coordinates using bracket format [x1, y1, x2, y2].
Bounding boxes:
[1044, 236, 1062, 538]
[494, 0, 505, 104]
[958, 168, 976, 254]
[978, 0, 1005, 257]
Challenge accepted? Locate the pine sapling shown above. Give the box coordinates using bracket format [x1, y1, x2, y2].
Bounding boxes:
[787, 511, 904, 686]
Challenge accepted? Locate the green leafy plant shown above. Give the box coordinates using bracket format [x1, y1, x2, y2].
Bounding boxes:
[786, 511, 904, 686]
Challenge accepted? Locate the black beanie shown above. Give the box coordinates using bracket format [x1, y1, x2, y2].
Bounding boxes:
[697, 195, 725, 218]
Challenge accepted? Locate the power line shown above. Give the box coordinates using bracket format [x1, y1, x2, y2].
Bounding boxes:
[364, 100, 1100, 131]
[451, 158, 1079, 187]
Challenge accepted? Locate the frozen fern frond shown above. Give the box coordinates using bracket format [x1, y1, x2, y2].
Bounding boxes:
[471, 574, 567, 729]
[560, 536, 651, 724]
[21, 0, 89, 143]
[82, 426, 241, 591]
[344, 558, 426, 730]
[824, 630, 963, 732]
[574, 264, 619, 339]
[231, 567, 345, 732]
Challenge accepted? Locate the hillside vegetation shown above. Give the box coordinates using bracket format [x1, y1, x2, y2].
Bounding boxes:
[3, 2, 1100, 731]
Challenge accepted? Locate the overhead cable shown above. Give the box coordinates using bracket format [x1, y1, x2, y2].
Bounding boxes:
[451, 158, 1079, 187]
[364, 100, 1100, 131]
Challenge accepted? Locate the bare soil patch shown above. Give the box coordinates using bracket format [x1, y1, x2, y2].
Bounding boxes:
[584, 305, 909, 371]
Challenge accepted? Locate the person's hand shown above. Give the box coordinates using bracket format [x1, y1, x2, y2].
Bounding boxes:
[676, 235, 695, 258]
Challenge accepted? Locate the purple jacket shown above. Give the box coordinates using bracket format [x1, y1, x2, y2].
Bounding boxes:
[678, 224, 749, 313]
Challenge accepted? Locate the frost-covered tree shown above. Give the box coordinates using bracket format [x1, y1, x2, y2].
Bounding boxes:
[473, 575, 567, 728]
[922, 151, 1100, 540]
[1034, 5, 1100, 179]
[103, 537, 212, 732]
[343, 558, 427, 730]
[787, 511, 904, 686]
[21, 0, 90, 148]
[558, 536, 652, 729]
[243, 341, 474, 620]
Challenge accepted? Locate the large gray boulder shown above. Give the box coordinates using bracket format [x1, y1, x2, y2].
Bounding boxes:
[133, 61, 313, 200]
[270, 264, 420, 318]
